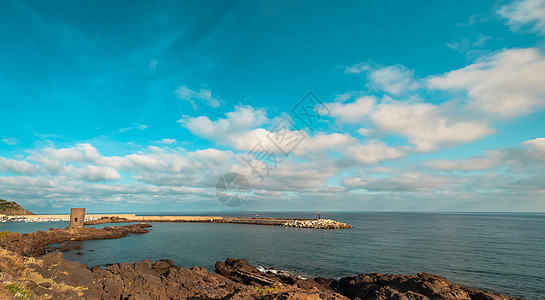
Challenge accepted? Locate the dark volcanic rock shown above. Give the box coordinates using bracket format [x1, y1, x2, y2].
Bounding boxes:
[214, 258, 523, 300]
[337, 272, 523, 300]
[0, 249, 525, 300]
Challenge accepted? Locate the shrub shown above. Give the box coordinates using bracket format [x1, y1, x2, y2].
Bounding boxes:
[6, 283, 32, 299]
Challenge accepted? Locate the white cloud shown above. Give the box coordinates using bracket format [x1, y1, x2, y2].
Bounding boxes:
[344, 139, 411, 164]
[0, 142, 243, 208]
[345, 62, 369, 74]
[368, 166, 394, 173]
[522, 137, 545, 160]
[2, 138, 19, 145]
[78, 165, 120, 181]
[346, 172, 466, 192]
[174, 86, 221, 109]
[457, 14, 489, 27]
[0, 157, 38, 175]
[326, 96, 376, 123]
[125, 148, 194, 173]
[117, 124, 148, 133]
[178, 105, 269, 150]
[426, 152, 502, 170]
[194, 148, 234, 162]
[473, 34, 492, 47]
[180, 105, 362, 157]
[447, 37, 472, 51]
[370, 101, 494, 152]
[179, 105, 267, 138]
[425, 137, 545, 171]
[37, 143, 101, 163]
[498, 0, 545, 34]
[357, 128, 371, 135]
[429, 48, 545, 118]
[294, 132, 357, 155]
[447, 35, 491, 51]
[334, 91, 365, 102]
[236, 159, 338, 192]
[346, 63, 419, 95]
[1, 136, 544, 211]
[157, 138, 177, 144]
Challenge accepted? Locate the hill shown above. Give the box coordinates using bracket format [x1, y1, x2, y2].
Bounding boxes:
[0, 199, 34, 215]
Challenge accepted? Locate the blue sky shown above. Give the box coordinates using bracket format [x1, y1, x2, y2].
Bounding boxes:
[1, 0, 544, 213]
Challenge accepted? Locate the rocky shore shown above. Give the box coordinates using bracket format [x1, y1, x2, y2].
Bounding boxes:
[0, 250, 523, 300]
[0, 225, 524, 299]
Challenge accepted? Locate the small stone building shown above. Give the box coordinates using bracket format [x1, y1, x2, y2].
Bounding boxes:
[69, 208, 85, 229]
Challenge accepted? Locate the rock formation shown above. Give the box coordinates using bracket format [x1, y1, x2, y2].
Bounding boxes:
[216, 258, 523, 300]
[0, 251, 524, 300]
[0, 223, 151, 256]
[0, 199, 34, 215]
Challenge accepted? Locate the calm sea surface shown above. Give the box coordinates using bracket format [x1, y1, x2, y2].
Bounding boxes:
[1, 212, 544, 299]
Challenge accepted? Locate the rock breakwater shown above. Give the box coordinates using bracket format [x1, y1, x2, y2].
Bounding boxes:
[283, 218, 353, 229]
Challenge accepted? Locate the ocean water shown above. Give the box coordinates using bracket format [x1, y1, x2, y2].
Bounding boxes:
[1, 212, 544, 299]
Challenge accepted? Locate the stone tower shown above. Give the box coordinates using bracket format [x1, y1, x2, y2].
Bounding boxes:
[69, 208, 85, 229]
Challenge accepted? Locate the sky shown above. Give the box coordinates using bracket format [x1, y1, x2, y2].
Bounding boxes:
[0, 0, 544, 213]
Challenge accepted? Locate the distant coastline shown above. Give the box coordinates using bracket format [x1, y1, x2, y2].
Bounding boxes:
[9, 214, 353, 229]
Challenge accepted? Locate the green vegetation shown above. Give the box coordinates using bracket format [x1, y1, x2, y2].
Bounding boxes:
[0, 199, 20, 211]
[255, 286, 281, 294]
[5, 283, 32, 299]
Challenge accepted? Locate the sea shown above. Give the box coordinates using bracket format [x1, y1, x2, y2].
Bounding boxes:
[1, 212, 544, 299]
